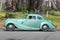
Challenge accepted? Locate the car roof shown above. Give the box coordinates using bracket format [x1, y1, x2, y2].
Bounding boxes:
[26, 14, 43, 17]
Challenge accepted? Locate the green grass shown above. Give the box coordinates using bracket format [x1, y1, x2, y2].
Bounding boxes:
[46, 15, 60, 25]
[48, 10, 60, 25]
[9, 12, 26, 18]
[49, 10, 60, 16]
[0, 12, 6, 16]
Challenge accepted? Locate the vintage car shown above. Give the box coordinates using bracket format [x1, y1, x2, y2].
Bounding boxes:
[3, 14, 55, 31]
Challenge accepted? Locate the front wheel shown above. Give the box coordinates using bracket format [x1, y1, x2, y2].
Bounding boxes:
[6, 24, 15, 31]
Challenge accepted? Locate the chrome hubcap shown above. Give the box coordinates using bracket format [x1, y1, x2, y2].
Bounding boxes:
[8, 25, 13, 28]
[43, 25, 47, 29]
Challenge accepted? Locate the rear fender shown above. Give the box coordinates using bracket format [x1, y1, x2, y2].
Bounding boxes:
[40, 22, 55, 29]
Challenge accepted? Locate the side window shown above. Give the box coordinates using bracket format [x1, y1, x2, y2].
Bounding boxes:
[37, 16, 42, 20]
[29, 16, 32, 19]
[32, 16, 36, 19]
[28, 16, 36, 19]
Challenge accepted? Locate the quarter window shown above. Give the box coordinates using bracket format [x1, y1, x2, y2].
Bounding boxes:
[37, 16, 42, 20]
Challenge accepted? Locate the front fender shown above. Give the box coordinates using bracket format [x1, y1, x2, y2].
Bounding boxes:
[4, 20, 17, 27]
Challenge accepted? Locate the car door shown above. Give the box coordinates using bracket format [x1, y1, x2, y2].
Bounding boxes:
[36, 16, 43, 28]
[23, 16, 38, 29]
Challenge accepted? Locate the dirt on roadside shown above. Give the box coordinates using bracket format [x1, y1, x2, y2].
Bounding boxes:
[56, 24, 60, 30]
[0, 23, 6, 30]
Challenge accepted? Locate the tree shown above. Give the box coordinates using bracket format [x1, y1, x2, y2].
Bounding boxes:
[34, 0, 43, 13]
[28, 0, 43, 13]
[0, 1, 2, 11]
[5, 0, 45, 13]
[5, 0, 10, 18]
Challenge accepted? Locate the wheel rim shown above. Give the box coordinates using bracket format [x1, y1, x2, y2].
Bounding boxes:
[42, 25, 49, 31]
[7, 24, 15, 31]
[43, 25, 48, 29]
[8, 25, 13, 28]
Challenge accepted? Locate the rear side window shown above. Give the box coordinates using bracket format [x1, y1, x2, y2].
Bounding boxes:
[37, 16, 42, 20]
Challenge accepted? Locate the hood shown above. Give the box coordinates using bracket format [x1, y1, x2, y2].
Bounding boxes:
[6, 18, 26, 21]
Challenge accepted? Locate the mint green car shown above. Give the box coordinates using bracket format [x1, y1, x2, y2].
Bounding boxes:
[3, 14, 55, 31]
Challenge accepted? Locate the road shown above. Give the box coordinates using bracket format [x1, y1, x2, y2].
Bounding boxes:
[0, 31, 60, 40]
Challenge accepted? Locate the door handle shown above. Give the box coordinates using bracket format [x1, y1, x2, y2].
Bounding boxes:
[21, 21, 24, 24]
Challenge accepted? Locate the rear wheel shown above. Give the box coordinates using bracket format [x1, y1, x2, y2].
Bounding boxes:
[42, 24, 50, 31]
[6, 24, 15, 31]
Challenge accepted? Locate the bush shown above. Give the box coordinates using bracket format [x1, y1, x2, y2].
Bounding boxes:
[49, 10, 60, 16]
[7, 14, 15, 18]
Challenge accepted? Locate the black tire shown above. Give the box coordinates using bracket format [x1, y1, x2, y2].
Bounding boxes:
[42, 24, 49, 31]
[6, 24, 15, 31]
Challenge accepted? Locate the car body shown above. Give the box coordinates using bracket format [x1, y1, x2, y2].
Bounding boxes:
[3, 14, 55, 31]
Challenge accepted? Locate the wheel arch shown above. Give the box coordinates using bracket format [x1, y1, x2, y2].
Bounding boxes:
[6, 23, 17, 28]
[40, 22, 55, 29]
[40, 22, 49, 29]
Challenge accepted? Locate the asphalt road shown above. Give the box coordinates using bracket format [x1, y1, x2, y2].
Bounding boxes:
[0, 31, 60, 40]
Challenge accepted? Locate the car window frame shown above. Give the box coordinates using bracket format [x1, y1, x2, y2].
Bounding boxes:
[27, 16, 36, 20]
[37, 16, 42, 20]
